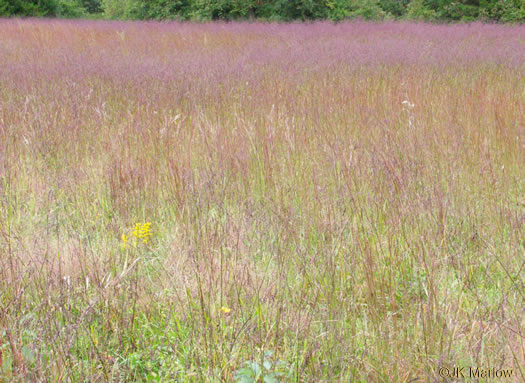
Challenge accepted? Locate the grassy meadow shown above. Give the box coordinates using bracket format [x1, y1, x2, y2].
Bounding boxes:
[0, 19, 524, 382]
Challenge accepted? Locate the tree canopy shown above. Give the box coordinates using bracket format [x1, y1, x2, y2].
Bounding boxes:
[1, 0, 524, 22]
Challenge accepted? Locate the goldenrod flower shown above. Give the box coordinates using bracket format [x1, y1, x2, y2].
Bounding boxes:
[121, 222, 153, 249]
[132, 222, 153, 244]
[120, 234, 128, 250]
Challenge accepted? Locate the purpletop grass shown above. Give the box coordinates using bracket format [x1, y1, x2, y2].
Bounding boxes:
[0, 19, 524, 382]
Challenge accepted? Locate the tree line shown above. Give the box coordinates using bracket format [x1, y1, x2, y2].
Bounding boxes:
[1, 0, 524, 22]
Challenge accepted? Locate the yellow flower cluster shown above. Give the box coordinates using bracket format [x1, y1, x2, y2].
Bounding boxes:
[120, 222, 153, 249]
[133, 222, 152, 244]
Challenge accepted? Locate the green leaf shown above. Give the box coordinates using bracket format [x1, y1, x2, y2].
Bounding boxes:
[21, 345, 36, 364]
[249, 361, 262, 377]
[263, 374, 279, 383]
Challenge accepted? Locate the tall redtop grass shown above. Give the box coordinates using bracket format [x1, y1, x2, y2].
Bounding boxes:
[0, 19, 524, 382]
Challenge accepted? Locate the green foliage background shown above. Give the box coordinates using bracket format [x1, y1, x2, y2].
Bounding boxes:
[0, 0, 524, 24]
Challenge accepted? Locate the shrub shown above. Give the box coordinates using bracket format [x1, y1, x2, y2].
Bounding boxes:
[57, 0, 87, 18]
[491, 0, 525, 21]
[406, 0, 438, 20]
[102, 0, 139, 19]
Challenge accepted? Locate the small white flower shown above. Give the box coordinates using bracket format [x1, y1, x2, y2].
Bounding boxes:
[402, 100, 415, 109]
